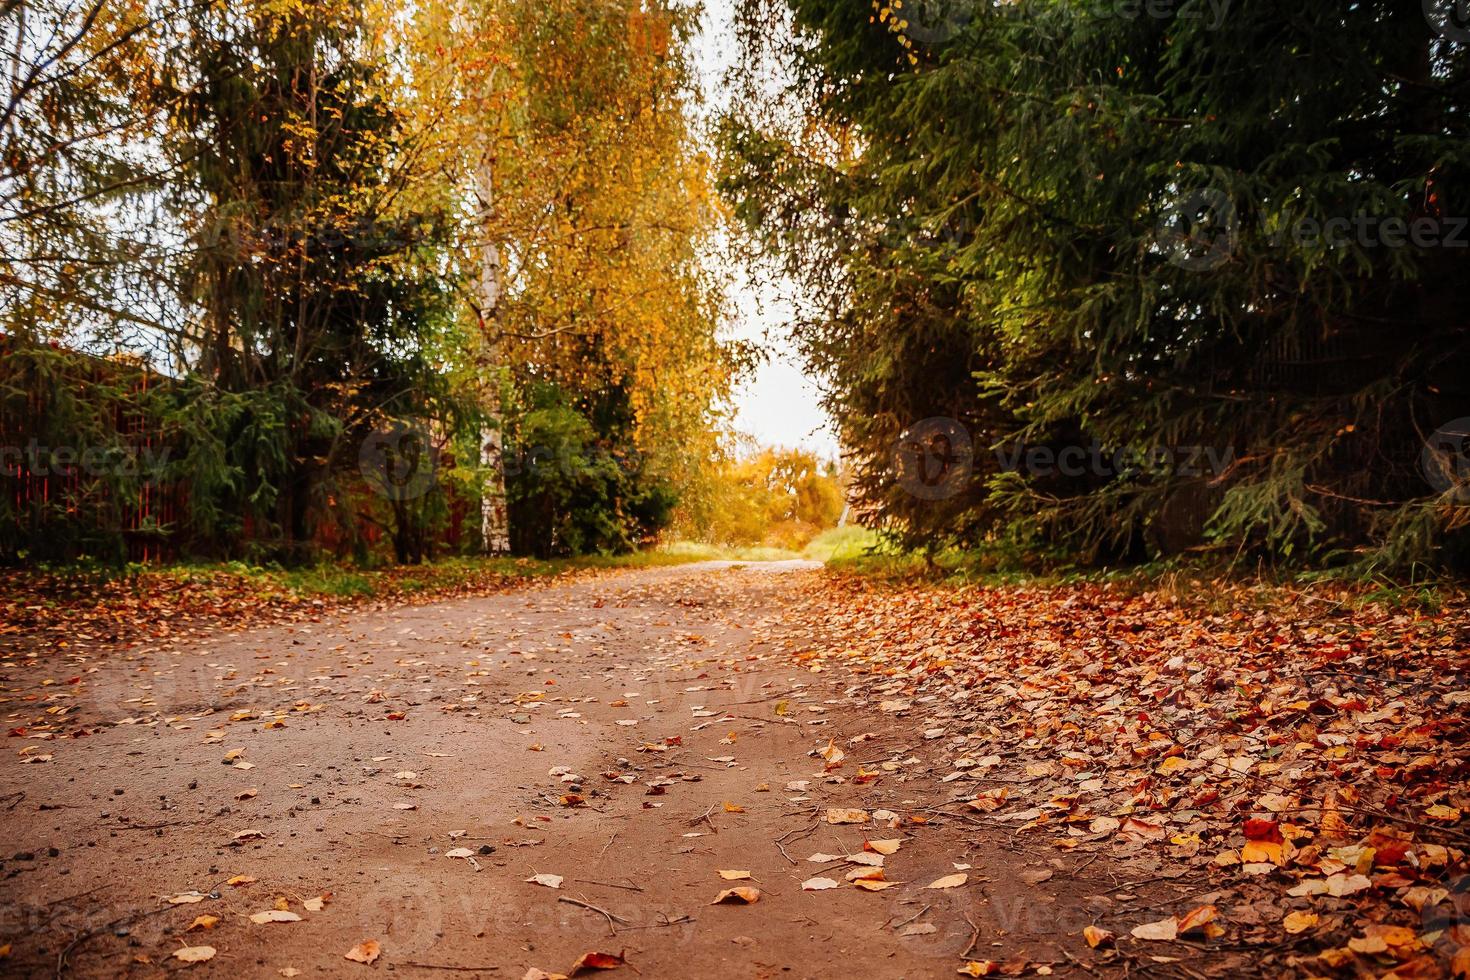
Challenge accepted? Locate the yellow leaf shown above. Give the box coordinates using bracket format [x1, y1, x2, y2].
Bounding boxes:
[1283, 911, 1318, 934]
[854, 878, 898, 891]
[1240, 840, 1284, 865]
[927, 873, 968, 889]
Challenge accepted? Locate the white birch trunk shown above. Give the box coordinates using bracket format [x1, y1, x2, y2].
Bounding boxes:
[475, 154, 511, 555]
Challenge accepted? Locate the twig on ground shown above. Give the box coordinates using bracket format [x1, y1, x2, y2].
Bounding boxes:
[890, 903, 931, 930]
[572, 878, 643, 892]
[960, 911, 981, 959]
[558, 896, 630, 934]
[401, 964, 501, 972]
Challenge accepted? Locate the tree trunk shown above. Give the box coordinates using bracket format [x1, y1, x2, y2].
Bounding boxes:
[474, 154, 511, 555]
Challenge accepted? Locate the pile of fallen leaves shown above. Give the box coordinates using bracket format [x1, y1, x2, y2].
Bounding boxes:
[771, 574, 1470, 978]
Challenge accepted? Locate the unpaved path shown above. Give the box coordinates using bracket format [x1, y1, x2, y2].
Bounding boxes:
[2, 562, 1114, 979]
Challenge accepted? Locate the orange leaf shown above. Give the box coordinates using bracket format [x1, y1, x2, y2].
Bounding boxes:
[568, 950, 626, 975]
[711, 887, 760, 905]
[344, 940, 381, 965]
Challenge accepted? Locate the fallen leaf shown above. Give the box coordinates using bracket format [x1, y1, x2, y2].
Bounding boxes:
[1131, 917, 1179, 941]
[927, 873, 968, 889]
[187, 915, 220, 931]
[854, 879, 898, 891]
[865, 839, 903, 855]
[825, 808, 869, 825]
[344, 940, 381, 965]
[526, 873, 563, 889]
[1083, 925, 1115, 949]
[802, 877, 840, 890]
[173, 946, 216, 964]
[249, 910, 302, 924]
[711, 887, 761, 904]
[568, 950, 626, 975]
[717, 870, 752, 880]
[1176, 905, 1218, 935]
[1283, 911, 1318, 934]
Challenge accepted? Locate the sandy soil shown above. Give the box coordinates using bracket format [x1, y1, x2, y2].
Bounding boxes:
[1, 562, 1126, 979]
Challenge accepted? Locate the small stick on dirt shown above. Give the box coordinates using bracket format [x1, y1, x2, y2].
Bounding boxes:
[1062, 951, 1100, 976]
[1106, 871, 1194, 893]
[1072, 851, 1103, 875]
[55, 904, 175, 978]
[401, 964, 501, 972]
[572, 878, 643, 892]
[773, 818, 819, 863]
[558, 896, 630, 934]
[46, 884, 110, 908]
[890, 904, 931, 930]
[108, 818, 204, 831]
[598, 832, 618, 859]
[619, 912, 695, 930]
[959, 912, 981, 959]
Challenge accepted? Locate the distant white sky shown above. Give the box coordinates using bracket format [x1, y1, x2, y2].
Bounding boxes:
[692, 0, 840, 460]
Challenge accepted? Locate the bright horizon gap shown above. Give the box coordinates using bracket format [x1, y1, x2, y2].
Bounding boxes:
[695, 0, 840, 461]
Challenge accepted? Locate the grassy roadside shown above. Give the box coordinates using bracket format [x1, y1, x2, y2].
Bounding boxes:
[0, 536, 885, 651]
[806, 530, 1459, 612]
[0, 548, 726, 651]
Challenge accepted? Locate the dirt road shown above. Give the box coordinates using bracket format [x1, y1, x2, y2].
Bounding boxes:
[2, 562, 1121, 979]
